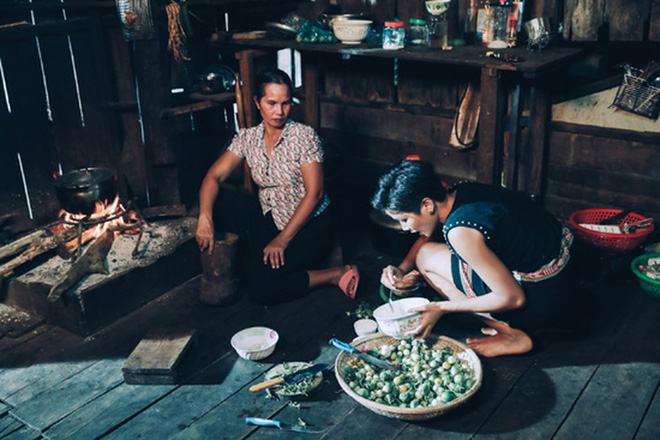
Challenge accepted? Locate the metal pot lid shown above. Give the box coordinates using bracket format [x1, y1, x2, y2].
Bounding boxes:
[55, 167, 116, 189]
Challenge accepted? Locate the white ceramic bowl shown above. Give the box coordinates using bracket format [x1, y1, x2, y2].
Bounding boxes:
[230, 327, 279, 360]
[425, 0, 451, 16]
[332, 19, 372, 44]
[353, 318, 379, 337]
[373, 297, 430, 339]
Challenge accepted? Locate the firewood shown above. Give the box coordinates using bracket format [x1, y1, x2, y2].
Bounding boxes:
[48, 230, 115, 302]
[0, 227, 78, 277]
[0, 229, 47, 262]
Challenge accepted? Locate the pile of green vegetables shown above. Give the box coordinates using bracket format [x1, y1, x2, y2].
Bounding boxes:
[342, 339, 475, 409]
[278, 362, 316, 395]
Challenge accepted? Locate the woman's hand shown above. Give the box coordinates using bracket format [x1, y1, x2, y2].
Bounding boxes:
[381, 265, 423, 291]
[196, 216, 215, 254]
[263, 235, 290, 269]
[408, 302, 445, 339]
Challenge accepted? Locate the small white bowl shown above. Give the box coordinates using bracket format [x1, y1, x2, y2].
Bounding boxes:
[425, 0, 451, 16]
[332, 19, 372, 44]
[230, 327, 279, 360]
[354, 318, 378, 337]
[373, 297, 430, 339]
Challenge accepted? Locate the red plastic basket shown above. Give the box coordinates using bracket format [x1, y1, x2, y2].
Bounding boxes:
[569, 209, 654, 254]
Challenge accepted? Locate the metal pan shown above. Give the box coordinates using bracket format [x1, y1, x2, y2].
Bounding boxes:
[54, 167, 117, 215]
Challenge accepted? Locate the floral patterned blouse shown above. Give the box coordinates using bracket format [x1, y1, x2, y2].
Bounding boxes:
[228, 119, 330, 230]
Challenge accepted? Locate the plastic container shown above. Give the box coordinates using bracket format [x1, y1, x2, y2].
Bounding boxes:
[408, 18, 428, 45]
[488, 1, 511, 48]
[569, 209, 654, 254]
[383, 21, 405, 49]
[427, 14, 448, 48]
[230, 327, 279, 360]
[631, 253, 660, 299]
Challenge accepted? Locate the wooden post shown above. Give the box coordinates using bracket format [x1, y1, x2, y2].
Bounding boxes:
[303, 53, 319, 130]
[504, 84, 523, 190]
[199, 232, 240, 306]
[526, 84, 551, 202]
[132, 36, 181, 207]
[477, 67, 506, 186]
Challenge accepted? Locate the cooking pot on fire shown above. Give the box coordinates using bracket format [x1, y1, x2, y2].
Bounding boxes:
[54, 167, 117, 215]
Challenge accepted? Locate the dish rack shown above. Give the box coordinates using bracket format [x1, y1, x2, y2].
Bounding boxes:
[612, 72, 660, 120]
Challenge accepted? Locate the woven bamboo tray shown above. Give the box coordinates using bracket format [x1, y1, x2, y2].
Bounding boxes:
[334, 333, 482, 421]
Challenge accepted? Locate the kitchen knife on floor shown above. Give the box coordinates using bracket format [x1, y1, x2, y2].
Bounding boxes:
[329, 338, 400, 371]
[249, 363, 326, 392]
[245, 417, 325, 434]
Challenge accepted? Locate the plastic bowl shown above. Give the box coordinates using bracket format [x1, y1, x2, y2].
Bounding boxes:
[631, 253, 660, 299]
[373, 297, 430, 339]
[425, 0, 451, 16]
[230, 327, 279, 360]
[353, 318, 379, 337]
[332, 19, 372, 44]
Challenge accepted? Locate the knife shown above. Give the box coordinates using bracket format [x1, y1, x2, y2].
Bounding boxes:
[245, 417, 326, 434]
[248, 363, 326, 392]
[329, 338, 400, 371]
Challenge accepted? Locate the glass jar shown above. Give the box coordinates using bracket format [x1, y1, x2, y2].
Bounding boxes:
[383, 21, 405, 50]
[427, 13, 448, 49]
[488, 2, 511, 48]
[408, 18, 428, 46]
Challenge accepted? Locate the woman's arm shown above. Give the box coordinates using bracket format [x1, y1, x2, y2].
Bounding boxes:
[381, 236, 429, 289]
[412, 227, 525, 338]
[262, 161, 324, 269]
[196, 151, 244, 253]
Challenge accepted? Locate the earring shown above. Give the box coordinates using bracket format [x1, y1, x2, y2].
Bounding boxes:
[429, 209, 436, 215]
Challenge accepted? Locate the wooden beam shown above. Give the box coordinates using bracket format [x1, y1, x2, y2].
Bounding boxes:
[477, 67, 505, 186]
[303, 53, 319, 130]
[526, 85, 551, 201]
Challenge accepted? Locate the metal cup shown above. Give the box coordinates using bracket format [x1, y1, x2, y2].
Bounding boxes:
[524, 17, 551, 51]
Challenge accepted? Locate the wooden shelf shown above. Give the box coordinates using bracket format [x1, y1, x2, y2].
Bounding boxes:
[160, 91, 235, 118]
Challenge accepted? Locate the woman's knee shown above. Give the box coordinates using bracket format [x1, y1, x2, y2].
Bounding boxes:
[415, 242, 451, 275]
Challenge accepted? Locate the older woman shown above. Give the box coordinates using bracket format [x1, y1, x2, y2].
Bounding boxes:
[196, 69, 358, 304]
[372, 160, 580, 357]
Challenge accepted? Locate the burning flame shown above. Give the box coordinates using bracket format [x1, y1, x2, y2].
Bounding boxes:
[59, 195, 138, 239]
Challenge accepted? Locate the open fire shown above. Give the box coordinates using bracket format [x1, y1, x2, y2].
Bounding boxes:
[58, 195, 143, 258]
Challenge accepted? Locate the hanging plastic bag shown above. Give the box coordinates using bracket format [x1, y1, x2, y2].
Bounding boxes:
[449, 83, 481, 150]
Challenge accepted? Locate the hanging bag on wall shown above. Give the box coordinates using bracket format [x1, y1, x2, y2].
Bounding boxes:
[449, 83, 481, 150]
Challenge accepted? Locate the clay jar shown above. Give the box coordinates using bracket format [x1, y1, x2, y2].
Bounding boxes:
[199, 232, 240, 306]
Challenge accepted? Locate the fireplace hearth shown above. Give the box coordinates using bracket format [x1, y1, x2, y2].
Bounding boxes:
[3, 216, 201, 336]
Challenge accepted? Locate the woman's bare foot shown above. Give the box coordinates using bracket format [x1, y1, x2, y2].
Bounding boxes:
[467, 320, 532, 357]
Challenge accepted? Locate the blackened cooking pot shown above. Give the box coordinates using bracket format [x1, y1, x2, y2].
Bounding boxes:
[54, 167, 117, 215]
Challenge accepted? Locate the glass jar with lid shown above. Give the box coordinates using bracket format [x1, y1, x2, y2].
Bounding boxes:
[427, 13, 448, 49]
[408, 18, 428, 45]
[383, 21, 405, 50]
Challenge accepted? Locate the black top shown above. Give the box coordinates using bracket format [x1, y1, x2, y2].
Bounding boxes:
[442, 182, 563, 273]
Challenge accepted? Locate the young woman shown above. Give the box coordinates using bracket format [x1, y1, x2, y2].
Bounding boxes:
[372, 160, 579, 357]
[196, 69, 358, 304]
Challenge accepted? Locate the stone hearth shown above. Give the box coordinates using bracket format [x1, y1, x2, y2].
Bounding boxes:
[5, 217, 200, 336]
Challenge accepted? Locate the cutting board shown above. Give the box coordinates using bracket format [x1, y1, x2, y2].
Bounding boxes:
[122, 328, 196, 385]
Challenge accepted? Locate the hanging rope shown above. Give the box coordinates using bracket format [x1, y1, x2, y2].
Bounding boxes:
[166, 0, 190, 63]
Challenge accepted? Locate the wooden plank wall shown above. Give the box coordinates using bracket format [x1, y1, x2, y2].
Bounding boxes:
[564, 0, 659, 41]
[545, 124, 660, 221]
[318, 53, 481, 186]
[0, 3, 126, 224]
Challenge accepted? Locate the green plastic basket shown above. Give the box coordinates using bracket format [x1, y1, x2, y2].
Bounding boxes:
[631, 253, 660, 299]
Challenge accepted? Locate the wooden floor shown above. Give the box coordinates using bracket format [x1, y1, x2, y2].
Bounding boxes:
[1, 232, 659, 440]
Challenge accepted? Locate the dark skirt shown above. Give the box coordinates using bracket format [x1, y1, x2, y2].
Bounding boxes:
[214, 185, 335, 305]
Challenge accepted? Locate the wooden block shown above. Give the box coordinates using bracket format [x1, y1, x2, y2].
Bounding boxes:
[122, 329, 196, 385]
